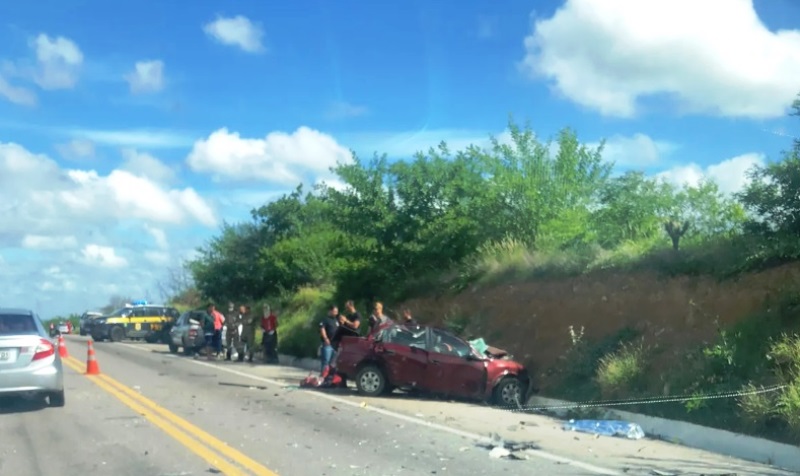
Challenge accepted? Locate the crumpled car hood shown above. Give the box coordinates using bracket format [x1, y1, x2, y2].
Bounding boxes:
[484, 345, 509, 359]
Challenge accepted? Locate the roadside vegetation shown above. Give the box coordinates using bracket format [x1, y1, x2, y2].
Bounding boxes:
[176, 96, 800, 443]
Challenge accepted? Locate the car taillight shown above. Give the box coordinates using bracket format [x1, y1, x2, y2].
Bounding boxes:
[189, 329, 197, 337]
[32, 339, 55, 361]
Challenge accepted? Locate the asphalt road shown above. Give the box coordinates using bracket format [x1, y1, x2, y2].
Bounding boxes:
[0, 335, 794, 476]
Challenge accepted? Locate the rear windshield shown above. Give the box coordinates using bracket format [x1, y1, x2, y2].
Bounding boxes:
[0, 314, 38, 336]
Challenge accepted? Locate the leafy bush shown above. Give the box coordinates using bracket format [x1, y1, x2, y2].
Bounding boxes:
[553, 326, 640, 400]
[596, 341, 648, 398]
[274, 286, 332, 359]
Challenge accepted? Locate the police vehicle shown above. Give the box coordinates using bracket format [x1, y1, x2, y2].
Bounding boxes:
[90, 300, 180, 344]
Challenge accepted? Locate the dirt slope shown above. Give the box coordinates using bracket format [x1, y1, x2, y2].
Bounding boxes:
[404, 263, 800, 391]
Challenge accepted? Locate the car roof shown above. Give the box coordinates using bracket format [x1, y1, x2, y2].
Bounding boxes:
[0, 308, 34, 316]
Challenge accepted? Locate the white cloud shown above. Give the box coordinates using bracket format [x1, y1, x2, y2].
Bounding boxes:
[0, 75, 37, 106]
[0, 140, 216, 316]
[125, 60, 165, 94]
[521, 0, 800, 119]
[55, 139, 95, 161]
[656, 152, 765, 195]
[600, 134, 678, 168]
[32, 34, 83, 90]
[81, 244, 127, 268]
[325, 101, 369, 120]
[144, 250, 170, 265]
[66, 128, 193, 149]
[120, 148, 176, 183]
[186, 126, 352, 184]
[21, 234, 78, 250]
[203, 15, 265, 53]
[144, 225, 169, 250]
[0, 142, 217, 244]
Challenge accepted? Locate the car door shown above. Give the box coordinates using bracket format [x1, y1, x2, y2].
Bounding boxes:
[171, 313, 187, 343]
[374, 325, 428, 388]
[423, 328, 487, 399]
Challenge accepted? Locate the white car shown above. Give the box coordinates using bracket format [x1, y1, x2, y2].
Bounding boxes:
[0, 308, 65, 406]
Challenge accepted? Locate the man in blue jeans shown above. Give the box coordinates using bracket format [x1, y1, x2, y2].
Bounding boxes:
[319, 305, 340, 373]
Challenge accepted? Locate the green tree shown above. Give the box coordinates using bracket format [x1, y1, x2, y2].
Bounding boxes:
[738, 97, 800, 236]
[188, 221, 266, 303]
[592, 171, 676, 248]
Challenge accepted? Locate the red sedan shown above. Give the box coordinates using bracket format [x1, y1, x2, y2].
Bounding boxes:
[335, 322, 533, 407]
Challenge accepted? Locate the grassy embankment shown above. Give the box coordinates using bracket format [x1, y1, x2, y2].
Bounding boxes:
[274, 233, 800, 445]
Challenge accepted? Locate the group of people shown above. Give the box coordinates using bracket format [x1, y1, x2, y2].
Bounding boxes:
[192, 299, 418, 371]
[199, 302, 279, 363]
[317, 300, 418, 372]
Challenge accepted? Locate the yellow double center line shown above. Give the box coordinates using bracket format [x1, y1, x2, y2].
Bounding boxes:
[62, 356, 278, 476]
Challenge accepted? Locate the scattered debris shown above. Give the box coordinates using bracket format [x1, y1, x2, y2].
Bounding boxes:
[218, 382, 268, 390]
[476, 433, 538, 460]
[563, 419, 645, 440]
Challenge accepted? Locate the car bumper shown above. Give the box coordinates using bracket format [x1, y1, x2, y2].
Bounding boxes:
[91, 324, 110, 339]
[0, 358, 64, 394]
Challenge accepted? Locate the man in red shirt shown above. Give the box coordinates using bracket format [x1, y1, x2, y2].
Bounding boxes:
[207, 303, 225, 360]
[261, 305, 279, 364]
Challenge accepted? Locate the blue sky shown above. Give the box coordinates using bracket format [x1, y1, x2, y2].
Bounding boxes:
[0, 0, 798, 318]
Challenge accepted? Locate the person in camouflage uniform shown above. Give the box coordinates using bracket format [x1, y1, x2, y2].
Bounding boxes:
[242, 304, 260, 363]
[224, 302, 244, 361]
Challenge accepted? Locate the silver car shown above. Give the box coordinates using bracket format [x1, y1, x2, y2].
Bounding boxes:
[0, 308, 65, 407]
[168, 310, 210, 355]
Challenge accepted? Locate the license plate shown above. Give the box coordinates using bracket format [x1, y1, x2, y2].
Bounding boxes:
[0, 349, 17, 363]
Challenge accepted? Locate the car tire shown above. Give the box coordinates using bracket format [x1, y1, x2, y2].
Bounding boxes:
[79, 329, 86, 336]
[168, 343, 178, 354]
[492, 376, 523, 408]
[110, 326, 125, 342]
[48, 390, 65, 407]
[355, 365, 387, 397]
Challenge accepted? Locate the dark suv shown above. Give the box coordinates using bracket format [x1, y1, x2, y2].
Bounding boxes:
[79, 311, 103, 336]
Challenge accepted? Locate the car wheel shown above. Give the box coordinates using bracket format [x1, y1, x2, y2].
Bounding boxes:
[110, 326, 125, 342]
[79, 329, 86, 336]
[355, 365, 387, 397]
[168, 343, 178, 354]
[48, 390, 65, 407]
[492, 376, 523, 408]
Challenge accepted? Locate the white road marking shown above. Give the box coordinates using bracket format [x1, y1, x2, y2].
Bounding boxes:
[113, 341, 621, 475]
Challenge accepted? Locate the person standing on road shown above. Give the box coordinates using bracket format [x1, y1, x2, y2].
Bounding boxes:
[207, 303, 225, 360]
[261, 305, 279, 364]
[319, 305, 339, 373]
[243, 305, 260, 363]
[401, 308, 419, 328]
[368, 301, 392, 336]
[225, 303, 245, 361]
[332, 300, 361, 349]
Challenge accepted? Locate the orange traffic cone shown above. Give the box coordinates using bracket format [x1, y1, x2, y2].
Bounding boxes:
[86, 340, 100, 375]
[57, 335, 68, 358]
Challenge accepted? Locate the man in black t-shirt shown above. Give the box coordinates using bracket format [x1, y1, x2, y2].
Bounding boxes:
[332, 300, 361, 349]
[319, 305, 339, 373]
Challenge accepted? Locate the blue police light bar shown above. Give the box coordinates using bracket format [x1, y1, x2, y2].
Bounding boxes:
[131, 299, 147, 306]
